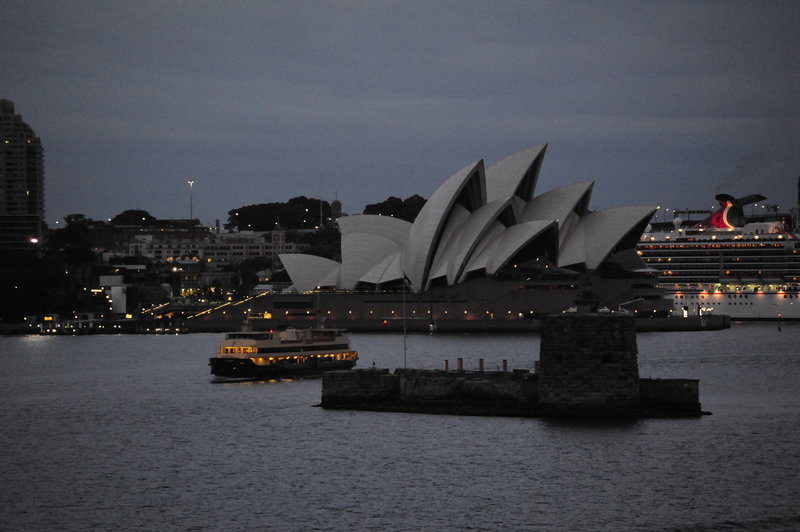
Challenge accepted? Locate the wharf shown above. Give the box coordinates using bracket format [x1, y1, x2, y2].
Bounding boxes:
[181, 314, 730, 334]
[3, 312, 730, 336]
[321, 369, 702, 418]
[320, 312, 706, 419]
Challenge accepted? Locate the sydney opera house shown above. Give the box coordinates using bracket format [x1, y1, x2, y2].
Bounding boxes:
[190, 144, 669, 332]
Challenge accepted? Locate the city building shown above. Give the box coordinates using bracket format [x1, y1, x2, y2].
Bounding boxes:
[204, 230, 307, 266]
[0, 99, 44, 251]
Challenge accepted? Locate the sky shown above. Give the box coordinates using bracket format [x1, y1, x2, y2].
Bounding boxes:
[2, 0, 799, 227]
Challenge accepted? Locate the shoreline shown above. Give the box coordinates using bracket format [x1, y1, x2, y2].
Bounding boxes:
[2, 314, 734, 335]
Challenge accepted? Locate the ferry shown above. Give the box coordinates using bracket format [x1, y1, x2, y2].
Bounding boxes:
[637, 191, 800, 320]
[209, 327, 358, 379]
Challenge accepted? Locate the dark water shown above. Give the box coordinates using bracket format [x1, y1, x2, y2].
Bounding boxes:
[2, 322, 799, 531]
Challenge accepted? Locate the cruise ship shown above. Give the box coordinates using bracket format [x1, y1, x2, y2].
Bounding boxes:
[637, 191, 800, 319]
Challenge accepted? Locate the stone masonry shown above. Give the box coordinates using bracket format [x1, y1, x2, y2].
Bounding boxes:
[320, 311, 703, 418]
[537, 313, 641, 417]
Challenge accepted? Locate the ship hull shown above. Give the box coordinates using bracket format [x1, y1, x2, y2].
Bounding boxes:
[672, 289, 800, 319]
[209, 355, 357, 379]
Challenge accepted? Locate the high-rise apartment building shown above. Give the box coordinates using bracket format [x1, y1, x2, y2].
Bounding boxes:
[0, 99, 44, 251]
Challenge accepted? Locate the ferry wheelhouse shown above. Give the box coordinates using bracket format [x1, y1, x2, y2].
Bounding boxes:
[210, 327, 358, 379]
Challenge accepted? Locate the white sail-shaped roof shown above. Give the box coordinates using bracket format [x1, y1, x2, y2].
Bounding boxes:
[426, 203, 473, 284]
[519, 181, 593, 228]
[558, 205, 657, 270]
[402, 160, 486, 290]
[436, 198, 516, 285]
[519, 181, 593, 248]
[359, 250, 404, 287]
[338, 214, 411, 289]
[318, 267, 340, 288]
[279, 253, 341, 292]
[485, 144, 547, 203]
[278, 144, 656, 292]
[485, 220, 558, 274]
[459, 220, 507, 280]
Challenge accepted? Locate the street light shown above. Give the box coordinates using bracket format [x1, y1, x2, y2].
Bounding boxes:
[187, 180, 195, 220]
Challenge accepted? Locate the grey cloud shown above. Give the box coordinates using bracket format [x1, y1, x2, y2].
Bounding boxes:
[2, 0, 798, 222]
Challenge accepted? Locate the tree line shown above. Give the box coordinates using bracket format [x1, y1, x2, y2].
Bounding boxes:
[225, 194, 426, 231]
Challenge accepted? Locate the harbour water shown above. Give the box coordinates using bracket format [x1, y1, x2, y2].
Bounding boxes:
[2, 322, 799, 531]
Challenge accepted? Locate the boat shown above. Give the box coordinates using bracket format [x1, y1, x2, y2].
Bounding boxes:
[209, 327, 358, 379]
[637, 190, 800, 319]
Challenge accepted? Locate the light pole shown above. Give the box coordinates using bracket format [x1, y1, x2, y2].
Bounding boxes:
[187, 180, 195, 220]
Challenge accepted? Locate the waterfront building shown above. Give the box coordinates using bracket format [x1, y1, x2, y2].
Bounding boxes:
[282, 145, 656, 294]
[262, 144, 668, 327]
[124, 234, 206, 263]
[107, 227, 307, 266]
[204, 230, 307, 266]
[0, 99, 44, 251]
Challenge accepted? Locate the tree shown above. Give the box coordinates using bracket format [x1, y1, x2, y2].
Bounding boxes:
[65, 213, 87, 225]
[111, 209, 157, 226]
[0, 253, 60, 321]
[226, 197, 331, 231]
[44, 214, 97, 312]
[0, 214, 99, 321]
[289, 226, 341, 261]
[363, 194, 426, 222]
[44, 214, 95, 265]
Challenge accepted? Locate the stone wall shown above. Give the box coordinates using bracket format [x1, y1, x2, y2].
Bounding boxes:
[319, 312, 704, 418]
[640, 378, 701, 415]
[537, 313, 642, 417]
[321, 369, 538, 417]
[321, 369, 400, 406]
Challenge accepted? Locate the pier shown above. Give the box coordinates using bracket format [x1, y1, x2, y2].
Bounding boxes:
[320, 312, 705, 418]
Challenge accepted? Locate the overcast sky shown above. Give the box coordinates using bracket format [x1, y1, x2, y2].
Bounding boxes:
[3, 0, 799, 227]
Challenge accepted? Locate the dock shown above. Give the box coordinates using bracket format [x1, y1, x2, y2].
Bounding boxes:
[320, 312, 706, 418]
